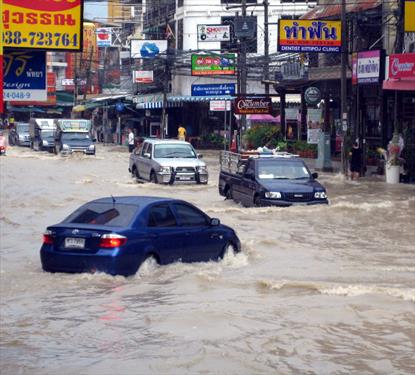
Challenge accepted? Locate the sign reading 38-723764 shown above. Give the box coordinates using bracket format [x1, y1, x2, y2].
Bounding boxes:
[2, 0, 83, 51]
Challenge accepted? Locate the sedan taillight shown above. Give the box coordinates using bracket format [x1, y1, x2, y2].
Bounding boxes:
[43, 230, 54, 245]
[99, 234, 127, 248]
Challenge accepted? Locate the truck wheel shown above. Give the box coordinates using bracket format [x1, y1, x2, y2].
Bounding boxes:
[150, 171, 158, 184]
[225, 186, 233, 200]
[254, 195, 262, 207]
[132, 167, 140, 180]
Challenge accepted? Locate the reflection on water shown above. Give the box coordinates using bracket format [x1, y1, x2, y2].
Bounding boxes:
[1, 145, 415, 374]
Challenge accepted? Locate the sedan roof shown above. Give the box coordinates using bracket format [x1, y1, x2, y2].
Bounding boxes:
[90, 196, 177, 206]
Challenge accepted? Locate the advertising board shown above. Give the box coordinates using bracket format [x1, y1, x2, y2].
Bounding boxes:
[210, 100, 231, 111]
[133, 71, 154, 83]
[357, 50, 382, 84]
[405, 0, 415, 32]
[388, 53, 415, 79]
[234, 97, 272, 115]
[191, 54, 236, 76]
[2, 0, 83, 51]
[191, 83, 236, 96]
[11, 72, 56, 105]
[131, 40, 167, 58]
[3, 49, 47, 101]
[307, 108, 322, 144]
[96, 28, 112, 47]
[197, 25, 230, 42]
[278, 20, 341, 53]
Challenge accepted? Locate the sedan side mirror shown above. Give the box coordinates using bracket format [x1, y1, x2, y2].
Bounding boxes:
[312, 172, 318, 179]
[210, 218, 220, 226]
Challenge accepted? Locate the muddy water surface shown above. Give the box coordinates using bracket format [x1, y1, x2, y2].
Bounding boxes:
[1, 145, 414, 374]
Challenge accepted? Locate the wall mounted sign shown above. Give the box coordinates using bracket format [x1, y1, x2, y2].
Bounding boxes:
[304, 86, 321, 105]
[234, 96, 272, 115]
[133, 70, 154, 83]
[278, 20, 341, 53]
[197, 25, 230, 42]
[131, 40, 167, 58]
[275, 61, 308, 81]
[234, 16, 256, 38]
[96, 28, 112, 47]
[3, 49, 47, 101]
[405, 0, 415, 32]
[191, 54, 236, 76]
[357, 50, 382, 84]
[191, 83, 236, 96]
[2, 0, 83, 50]
[388, 53, 415, 79]
[210, 100, 231, 111]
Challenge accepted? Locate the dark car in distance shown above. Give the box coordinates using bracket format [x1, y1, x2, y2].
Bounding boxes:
[40, 196, 241, 276]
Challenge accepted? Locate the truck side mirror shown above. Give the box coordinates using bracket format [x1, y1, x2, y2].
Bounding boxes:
[244, 171, 255, 180]
[144, 152, 151, 158]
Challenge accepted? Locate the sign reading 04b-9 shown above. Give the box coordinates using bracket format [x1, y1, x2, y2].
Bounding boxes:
[2, 0, 83, 50]
[278, 20, 341, 53]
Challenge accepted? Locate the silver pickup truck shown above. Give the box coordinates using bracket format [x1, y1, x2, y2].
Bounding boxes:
[128, 139, 208, 184]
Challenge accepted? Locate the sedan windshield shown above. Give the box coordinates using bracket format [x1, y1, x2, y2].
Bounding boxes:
[16, 124, 29, 132]
[41, 131, 54, 138]
[154, 144, 196, 158]
[62, 132, 90, 142]
[257, 161, 311, 180]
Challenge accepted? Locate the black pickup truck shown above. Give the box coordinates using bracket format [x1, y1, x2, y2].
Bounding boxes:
[218, 151, 329, 207]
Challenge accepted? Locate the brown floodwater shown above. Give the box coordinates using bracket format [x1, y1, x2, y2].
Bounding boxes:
[1, 145, 414, 374]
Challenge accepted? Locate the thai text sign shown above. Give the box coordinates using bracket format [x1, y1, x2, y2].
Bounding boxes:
[3, 49, 47, 101]
[192, 83, 236, 96]
[2, 0, 83, 50]
[278, 20, 341, 53]
[357, 50, 381, 84]
[133, 70, 154, 83]
[197, 25, 230, 42]
[388, 53, 415, 79]
[191, 54, 236, 76]
[210, 100, 231, 111]
[234, 96, 272, 115]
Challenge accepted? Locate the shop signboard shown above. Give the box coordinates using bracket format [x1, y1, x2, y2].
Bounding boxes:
[133, 70, 154, 83]
[210, 100, 231, 111]
[234, 96, 272, 115]
[276, 61, 308, 81]
[96, 28, 112, 47]
[304, 86, 321, 105]
[2, 0, 83, 51]
[388, 53, 415, 79]
[357, 50, 382, 84]
[191, 54, 236, 76]
[191, 83, 236, 96]
[307, 108, 322, 144]
[197, 25, 230, 42]
[131, 40, 167, 58]
[234, 17, 256, 38]
[3, 49, 47, 101]
[278, 20, 341, 53]
[405, 0, 415, 32]
[11, 72, 56, 105]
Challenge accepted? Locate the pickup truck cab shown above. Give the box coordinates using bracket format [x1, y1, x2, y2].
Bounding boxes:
[54, 119, 95, 155]
[129, 139, 208, 184]
[219, 151, 328, 207]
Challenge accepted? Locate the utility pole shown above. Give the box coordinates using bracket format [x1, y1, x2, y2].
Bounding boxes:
[263, 0, 270, 95]
[340, 0, 348, 175]
[239, 0, 247, 147]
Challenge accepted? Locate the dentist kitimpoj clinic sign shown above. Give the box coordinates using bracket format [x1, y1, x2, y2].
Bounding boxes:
[2, 0, 83, 50]
[278, 20, 342, 53]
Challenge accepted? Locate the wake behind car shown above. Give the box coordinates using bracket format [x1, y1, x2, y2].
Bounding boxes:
[129, 139, 208, 184]
[219, 151, 328, 207]
[40, 196, 240, 276]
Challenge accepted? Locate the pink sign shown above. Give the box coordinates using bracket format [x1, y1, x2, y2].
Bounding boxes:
[388, 53, 415, 79]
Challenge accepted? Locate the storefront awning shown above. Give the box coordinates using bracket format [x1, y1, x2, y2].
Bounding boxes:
[301, 0, 381, 20]
[383, 79, 415, 91]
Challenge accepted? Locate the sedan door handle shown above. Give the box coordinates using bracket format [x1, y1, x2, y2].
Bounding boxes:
[210, 233, 221, 239]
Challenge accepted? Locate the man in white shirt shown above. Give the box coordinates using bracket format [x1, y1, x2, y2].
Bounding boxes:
[128, 128, 135, 152]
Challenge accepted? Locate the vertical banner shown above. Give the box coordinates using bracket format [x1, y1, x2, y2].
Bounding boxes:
[307, 108, 322, 144]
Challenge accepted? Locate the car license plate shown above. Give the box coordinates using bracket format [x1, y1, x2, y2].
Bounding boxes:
[65, 237, 85, 249]
[178, 176, 192, 181]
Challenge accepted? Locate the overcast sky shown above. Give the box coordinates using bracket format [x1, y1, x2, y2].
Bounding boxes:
[84, 2, 107, 21]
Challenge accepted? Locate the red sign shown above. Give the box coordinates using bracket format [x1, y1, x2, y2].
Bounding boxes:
[234, 97, 272, 115]
[388, 53, 415, 79]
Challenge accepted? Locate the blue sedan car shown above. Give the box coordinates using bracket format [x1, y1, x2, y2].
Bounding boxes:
[40, 196, 241, 276]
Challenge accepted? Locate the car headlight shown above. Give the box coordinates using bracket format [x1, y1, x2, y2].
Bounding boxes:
[197, 165, 208, 172]
[62, 144, 69, 150]
[265, 191, 282, 199]
[159, 166, 171, 174]
[88, 144, 95, 150]
[19, 135, 24, 140]
[314, 191, 327, 199]
[42, 140, 49, 146]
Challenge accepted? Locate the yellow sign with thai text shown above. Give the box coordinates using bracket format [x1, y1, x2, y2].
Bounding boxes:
[405, 0, 415, 32]
[2, 0, 83, 50]
[278, 19, 342, 53]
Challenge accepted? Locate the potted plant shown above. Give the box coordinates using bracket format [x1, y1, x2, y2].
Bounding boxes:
[377, 133, 404, 184]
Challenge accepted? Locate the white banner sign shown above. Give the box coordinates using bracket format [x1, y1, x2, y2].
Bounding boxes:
[197, 25, 231, 42]
[131, 40, 168, 58]
[133, 71, 154, 83]
[307, 108, 322, 144]
[210, 100, 231, 111]
[96, 28, 112, 47]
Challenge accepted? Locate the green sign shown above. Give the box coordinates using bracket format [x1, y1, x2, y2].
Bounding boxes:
[191, 54, 236, 76]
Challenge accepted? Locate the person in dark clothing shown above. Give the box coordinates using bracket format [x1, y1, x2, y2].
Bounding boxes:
[349, 141, 362, 180]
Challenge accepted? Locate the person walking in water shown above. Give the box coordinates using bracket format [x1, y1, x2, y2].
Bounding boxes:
[349, 141, 362, 180]
[177, 125, 186, 141]
[128, 128, 135, 152]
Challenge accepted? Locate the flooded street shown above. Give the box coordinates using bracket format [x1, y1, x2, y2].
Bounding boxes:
[1, 145, 414, 374]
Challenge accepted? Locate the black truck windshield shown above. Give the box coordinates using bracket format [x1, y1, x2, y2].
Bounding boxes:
[257, 160, 310, 180]
[62, 132, 90, 141]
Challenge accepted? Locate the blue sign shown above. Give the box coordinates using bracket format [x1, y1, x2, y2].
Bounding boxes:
[3, 49, 47, 102]
[116, 102, 125, 112]
[191, 83, 236, 96]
